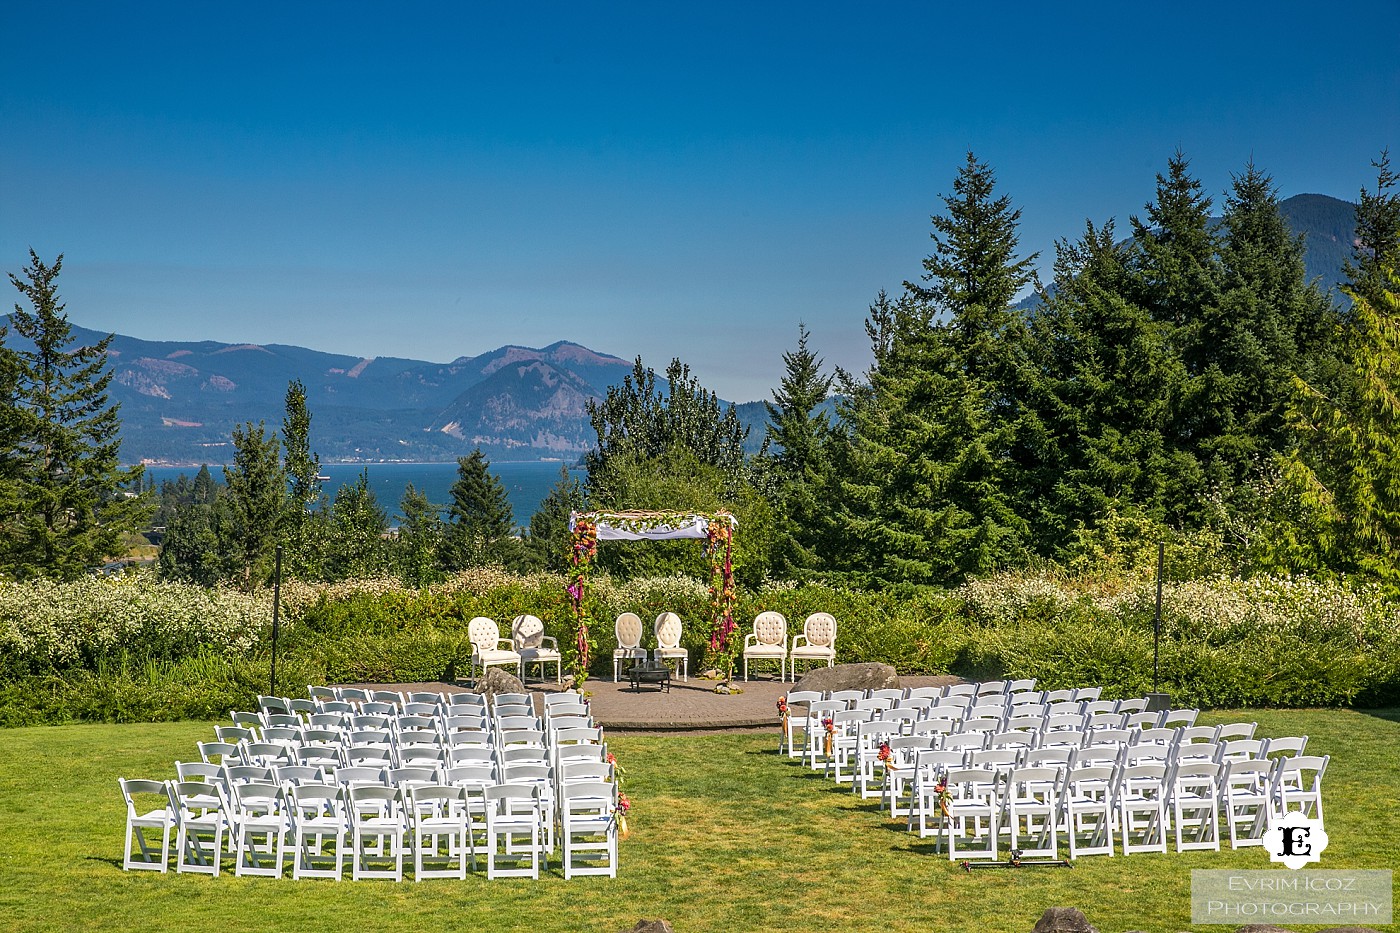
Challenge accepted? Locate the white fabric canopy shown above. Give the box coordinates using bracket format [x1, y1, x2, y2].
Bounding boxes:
[570, 510, 737, 542]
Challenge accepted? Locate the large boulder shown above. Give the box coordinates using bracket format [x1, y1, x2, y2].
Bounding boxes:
[473, 667, 525, 704]
[621, 922, 674, 933]
[1031, 907, 1099, 933]
[793, 662, 899, 695]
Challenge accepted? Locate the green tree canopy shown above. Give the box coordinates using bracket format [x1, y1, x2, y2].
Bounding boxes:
[2, 250, 147, 579]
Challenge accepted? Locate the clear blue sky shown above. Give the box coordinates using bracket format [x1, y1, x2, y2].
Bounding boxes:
[3, 1, 1397, 401]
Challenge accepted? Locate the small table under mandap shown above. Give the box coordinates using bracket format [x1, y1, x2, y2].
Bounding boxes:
[629, 659, 672, 693]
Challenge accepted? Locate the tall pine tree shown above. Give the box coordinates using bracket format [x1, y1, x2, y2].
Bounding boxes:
[441, 449, 516, 570]
[839, 154, 1035, 584]
[761, 323, 834, 578]
[2, 251, 147, 579]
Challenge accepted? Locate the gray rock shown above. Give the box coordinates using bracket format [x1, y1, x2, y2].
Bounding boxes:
[1030, 907, 1099, 933]
[622, 921, 674, 933]
[793, 662, 899, 695]
[1316, 928, 1385, 933]
[473, 666, 525, 703]
[1233, 926, 1298, 933]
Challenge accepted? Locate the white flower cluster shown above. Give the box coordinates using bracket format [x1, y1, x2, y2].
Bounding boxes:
[0, 572, 270, 669]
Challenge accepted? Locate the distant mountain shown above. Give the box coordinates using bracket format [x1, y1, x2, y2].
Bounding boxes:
[1279, 193, 1356, 291]
[0, 320, 637, 464]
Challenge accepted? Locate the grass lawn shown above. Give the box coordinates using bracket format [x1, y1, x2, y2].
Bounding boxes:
[0, 708, 1395, 933]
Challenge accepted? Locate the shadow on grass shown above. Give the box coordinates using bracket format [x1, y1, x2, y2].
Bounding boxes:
[84, 855, 124, 871]
[1356, 707, 1400, 725]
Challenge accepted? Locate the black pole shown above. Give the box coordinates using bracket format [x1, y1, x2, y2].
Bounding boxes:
[1153, 541, 1164, 696]
[270, 545, 283, 697]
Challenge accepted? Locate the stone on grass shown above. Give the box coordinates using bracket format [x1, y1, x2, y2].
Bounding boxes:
[1030, 907, 1099, 933]
[622, 921, 674, 933]
[473, 667, 525, 703]
[1233, 926, 1298, 933]
[793, 662, 899, 695]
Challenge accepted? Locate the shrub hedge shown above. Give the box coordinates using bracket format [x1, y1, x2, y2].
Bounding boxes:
[0, 568, 1395, 725]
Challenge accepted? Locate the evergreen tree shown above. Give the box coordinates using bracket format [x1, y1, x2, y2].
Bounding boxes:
[1282, 262, 1400, 590]
[762, 323, 834, 578]
[395, 483, 444, 586]
[281, 379, 324, 576]
[1276, 159, 1400, 589]
[192, 464, 218, 505]
[1022, 220, 1189, 553]
[837, 156, 1034, 584]
[442, 449, 516, 570]
[157, 495, 232, 586]
[1347, 150, 1400, 308]
[585, 357, 749, 500]
[223, 421, 285, 590]
[326, 470, 388, 579]
[2, 250, 147, 579]
[520, 466, 584, 573]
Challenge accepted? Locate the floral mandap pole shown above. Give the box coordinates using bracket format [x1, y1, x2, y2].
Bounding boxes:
[567, 516, 598, 684]
[705, 516, 737, 681]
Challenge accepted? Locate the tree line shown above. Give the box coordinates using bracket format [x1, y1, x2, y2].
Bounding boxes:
[4, 148, 1398, 593]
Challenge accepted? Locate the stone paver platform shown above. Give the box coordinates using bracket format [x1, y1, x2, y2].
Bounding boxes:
[366, 672, 963, 732]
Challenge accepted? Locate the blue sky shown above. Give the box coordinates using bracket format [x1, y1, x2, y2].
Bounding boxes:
[3, 1, 1397, 401]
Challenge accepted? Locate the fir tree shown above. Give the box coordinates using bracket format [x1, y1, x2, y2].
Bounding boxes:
[584, 357, 749, 500]
[442, 449, 516, 570]
[327, 469, 387, 579]
[223, 421, 285, 590]
[2, 250, 147, 579]
[281, 379, 324, 576]
[520, 466, 584, 573]
[838, 156, 1034, 584]
[762, 323, 834, 578]
[395, 483, 444, 586]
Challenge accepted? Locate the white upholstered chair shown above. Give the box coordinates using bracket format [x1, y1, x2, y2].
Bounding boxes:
[612, 613, 646, 682]
[788, 612, 836, 681]
[511, 614, 561, 684]
[653, 612, 688, 681]
[742, 611, 788, 681]
[468, 616, 521, 683]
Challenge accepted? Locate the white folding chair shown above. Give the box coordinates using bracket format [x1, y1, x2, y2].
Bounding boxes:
[288, 783, 346, 880]
[1062, 765, 1115, 858]
[779, 690, 822, 758]
[1170, 761, 1222, 852]
[560, 780, 618, 879]
[349, 784, 405, 881]
[1274, 755, 1328, 825]
[1222, 759, 1274, 849]
[231, 781, 288, 877]
[944, 768, 1000, 861]
[1006, 766, 1062, 859]
[408, 785, 469, 881]
[119, 779, 174, 872]
[170, 780, 228, 876]
[1116, 763, 1168, 855]
[483, 784, 543, 880]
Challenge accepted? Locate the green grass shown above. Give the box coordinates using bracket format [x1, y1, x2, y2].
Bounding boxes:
[0, 709, 1395, 933]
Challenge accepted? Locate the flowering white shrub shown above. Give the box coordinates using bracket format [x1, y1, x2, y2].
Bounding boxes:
[0, 572, 270, 670]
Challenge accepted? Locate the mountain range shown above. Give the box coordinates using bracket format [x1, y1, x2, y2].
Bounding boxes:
[3, 193, 1361, 465]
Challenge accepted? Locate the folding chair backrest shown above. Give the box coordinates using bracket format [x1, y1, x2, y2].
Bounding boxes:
[1264, 736, 1309, 759]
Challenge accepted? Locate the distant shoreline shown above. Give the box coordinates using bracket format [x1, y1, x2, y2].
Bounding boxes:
[132, 458, 574, 469]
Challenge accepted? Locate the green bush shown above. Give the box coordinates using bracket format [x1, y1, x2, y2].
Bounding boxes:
[0, 567, 1395, 724]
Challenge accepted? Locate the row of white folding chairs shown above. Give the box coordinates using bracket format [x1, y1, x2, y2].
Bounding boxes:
[216, 705, 597, 751]
[799, 706, 1238, 773]
[899, 753, 1328, 860]
[780, 694, 1172, 757]
[122, 775, 618, 880]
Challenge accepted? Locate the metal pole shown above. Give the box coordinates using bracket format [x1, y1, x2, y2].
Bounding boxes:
[1153, 541, 1164, 695]
[270, 545, 283, 697]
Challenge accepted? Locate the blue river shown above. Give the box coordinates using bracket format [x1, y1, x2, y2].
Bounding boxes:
[142, 460, 580, 526]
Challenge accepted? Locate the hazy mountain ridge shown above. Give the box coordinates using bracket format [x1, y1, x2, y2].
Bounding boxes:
[4, 193, 1357, 464]
[0, 320, 638, 463]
